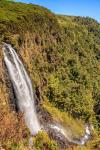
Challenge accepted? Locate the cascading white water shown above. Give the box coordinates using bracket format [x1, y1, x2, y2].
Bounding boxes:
[49, 124, 91, 145]
[3, 43, 41, 135]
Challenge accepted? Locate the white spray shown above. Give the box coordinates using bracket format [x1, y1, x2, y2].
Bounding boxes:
[3, 43, 41, 135]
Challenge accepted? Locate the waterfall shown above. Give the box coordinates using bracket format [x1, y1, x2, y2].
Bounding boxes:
[3, 43, 41, 135]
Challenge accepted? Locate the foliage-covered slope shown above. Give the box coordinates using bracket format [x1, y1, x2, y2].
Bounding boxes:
[0, 0, 100, 149]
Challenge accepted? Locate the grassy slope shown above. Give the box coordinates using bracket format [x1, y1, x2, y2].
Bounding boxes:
[0, 1, 100, 149]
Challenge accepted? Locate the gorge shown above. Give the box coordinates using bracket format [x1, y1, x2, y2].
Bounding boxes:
[0, 0, 99, 149]
[3, 43, 92, 148]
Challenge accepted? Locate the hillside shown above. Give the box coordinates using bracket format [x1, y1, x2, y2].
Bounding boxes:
[0, 0, 100, 150]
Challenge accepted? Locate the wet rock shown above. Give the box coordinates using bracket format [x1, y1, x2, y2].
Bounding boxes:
[35, 86, 41, 105]
[48, 128, 68, 149]
[37, 106, 53, 126]
[3, 62, 18, 112]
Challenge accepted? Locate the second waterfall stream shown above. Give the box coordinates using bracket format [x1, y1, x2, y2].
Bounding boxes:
[3, 43, 41, 135]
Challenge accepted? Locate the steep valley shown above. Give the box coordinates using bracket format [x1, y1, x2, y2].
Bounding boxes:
[0, 0, 100, 149]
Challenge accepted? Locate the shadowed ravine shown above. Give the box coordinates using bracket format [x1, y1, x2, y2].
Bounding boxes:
[3, 43, 92, 147]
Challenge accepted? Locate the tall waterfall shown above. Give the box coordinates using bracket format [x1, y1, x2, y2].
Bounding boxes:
[3, 43, 41, 135]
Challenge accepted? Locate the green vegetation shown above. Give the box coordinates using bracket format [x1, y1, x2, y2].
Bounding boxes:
[33, 131, 58, 150]
[43, 101, 85, 138]
[0, 0, 100, 149]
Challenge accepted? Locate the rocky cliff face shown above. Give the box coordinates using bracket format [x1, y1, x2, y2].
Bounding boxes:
[0, 1, 100, 150]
